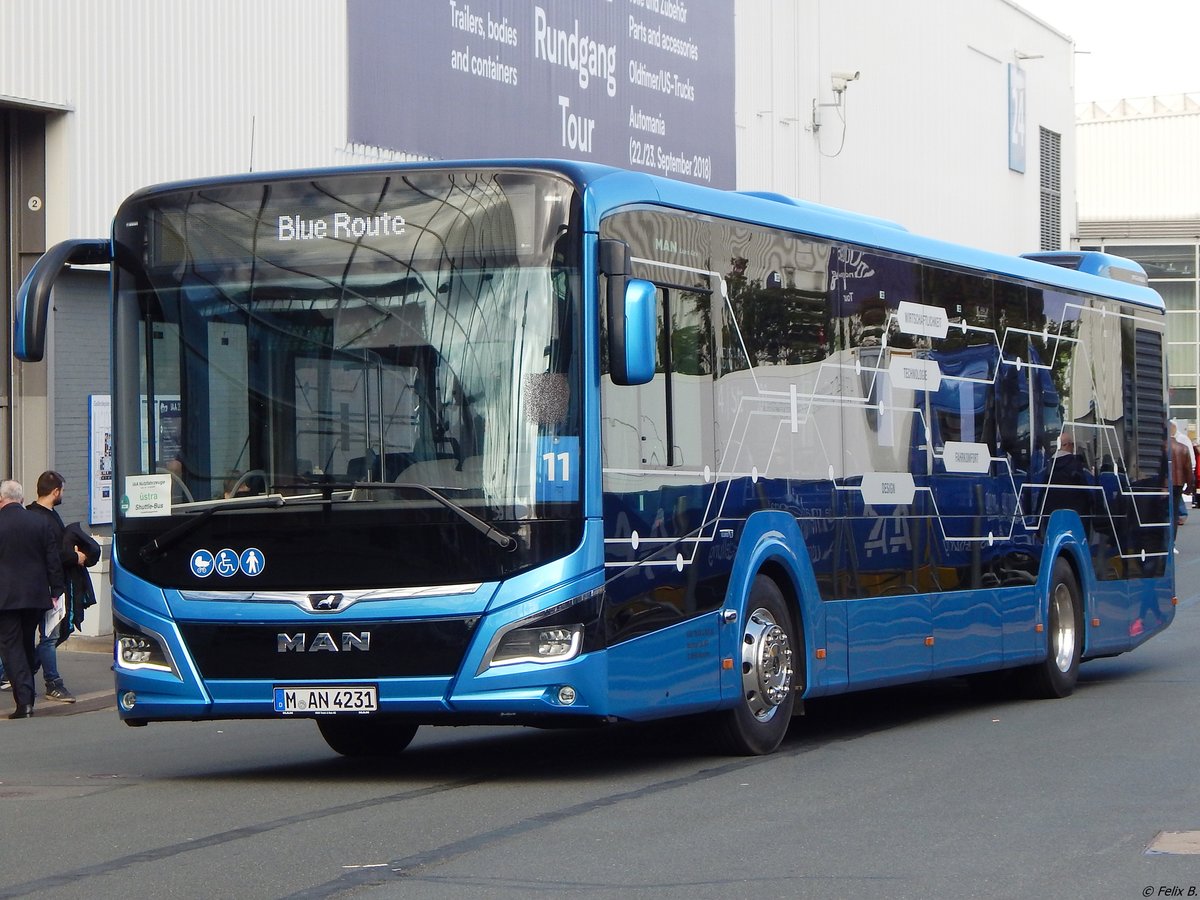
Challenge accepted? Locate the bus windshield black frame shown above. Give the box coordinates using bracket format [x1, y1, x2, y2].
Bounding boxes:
[110, 167, 585, 590]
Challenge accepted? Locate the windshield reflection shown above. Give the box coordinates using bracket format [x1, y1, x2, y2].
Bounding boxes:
[116, 170, 582, 525]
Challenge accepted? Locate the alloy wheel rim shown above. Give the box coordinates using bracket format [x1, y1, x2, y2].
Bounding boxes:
[741, 607, 794, 721]
[1051, 583, 1076, 673]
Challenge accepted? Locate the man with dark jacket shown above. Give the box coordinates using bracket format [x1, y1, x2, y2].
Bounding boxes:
[0, 473, 100, 703]
[24, 471, 91, 702]
[0, 479, 65, 718]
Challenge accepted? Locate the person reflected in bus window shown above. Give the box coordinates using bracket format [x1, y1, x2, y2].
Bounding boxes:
[1043, 430, 1095, 537]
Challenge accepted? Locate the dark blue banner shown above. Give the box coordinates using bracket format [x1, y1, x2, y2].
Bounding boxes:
[348, 0, 736, 188]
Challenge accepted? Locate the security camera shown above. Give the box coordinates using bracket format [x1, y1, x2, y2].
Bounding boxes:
[830, 70, 861, 93]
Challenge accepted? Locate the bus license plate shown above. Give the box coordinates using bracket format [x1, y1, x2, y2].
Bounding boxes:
[273, 686, 378, 714]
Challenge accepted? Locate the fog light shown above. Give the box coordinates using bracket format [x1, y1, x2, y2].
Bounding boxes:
[557, 686, 577, 706]
[120, 691, 137, 710]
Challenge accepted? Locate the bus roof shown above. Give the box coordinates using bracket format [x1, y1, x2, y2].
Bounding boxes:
[117, 158, 1165, 313]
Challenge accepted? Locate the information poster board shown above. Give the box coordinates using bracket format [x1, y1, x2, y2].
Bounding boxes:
[348, 0, 736, 188]
[89, 394, 113, 524]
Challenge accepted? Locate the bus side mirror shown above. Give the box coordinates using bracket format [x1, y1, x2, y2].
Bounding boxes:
[600, 239, 656, 386]
[14, 239, 111, 362]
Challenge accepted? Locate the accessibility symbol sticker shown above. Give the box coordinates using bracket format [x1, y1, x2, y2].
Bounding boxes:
[239, 548, 265, 577]
[214, 549, 239, 577]
[189, 549, 215, 578]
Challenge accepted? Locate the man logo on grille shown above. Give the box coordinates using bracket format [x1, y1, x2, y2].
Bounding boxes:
[277, 632, 371, 652]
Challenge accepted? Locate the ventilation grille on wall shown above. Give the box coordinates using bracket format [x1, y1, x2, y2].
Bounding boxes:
[1039, 127, 1062, 251]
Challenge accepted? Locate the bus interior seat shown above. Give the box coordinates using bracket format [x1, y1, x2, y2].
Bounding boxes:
[346, 452, 383, 482]
[347, 452, 415, 482]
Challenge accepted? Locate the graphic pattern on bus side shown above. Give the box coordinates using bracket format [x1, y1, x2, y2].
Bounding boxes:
[602, 257, 1170, 578]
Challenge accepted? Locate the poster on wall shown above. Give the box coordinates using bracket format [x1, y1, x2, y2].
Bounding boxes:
[347, 0, 736, 188]
[89, 394, 113, 525]
[1008, 63, 1026, 174]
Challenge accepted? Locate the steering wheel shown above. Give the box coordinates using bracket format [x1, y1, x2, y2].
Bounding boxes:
[227, 469, 267, 498]
[156, 468, 194, 503]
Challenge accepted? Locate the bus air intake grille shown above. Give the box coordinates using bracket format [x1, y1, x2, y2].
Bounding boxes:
[177, 619, 478, 679]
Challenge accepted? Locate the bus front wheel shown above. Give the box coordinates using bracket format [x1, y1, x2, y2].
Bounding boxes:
[715, 575, 799, 755]
[1021, 557, 1082, 699]
[317, 716, 419, 757]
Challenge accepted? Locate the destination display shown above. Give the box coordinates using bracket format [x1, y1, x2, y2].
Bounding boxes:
[348, 0, 736, 188]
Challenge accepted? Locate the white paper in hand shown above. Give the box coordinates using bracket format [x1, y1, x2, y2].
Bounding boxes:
[44, 594, 66, 633]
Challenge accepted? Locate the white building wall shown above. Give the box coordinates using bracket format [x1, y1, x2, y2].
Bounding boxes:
[4, 1, 1073, 252]
[734, 0, 1076, 254]
[2, 0, 348, 241]
[1077, 98, 1200, 223]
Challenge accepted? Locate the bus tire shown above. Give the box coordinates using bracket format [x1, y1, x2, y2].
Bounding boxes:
[317, 716, 419, 757]
[1021, 557, 1082, 699]
[715, 574, 798, 756]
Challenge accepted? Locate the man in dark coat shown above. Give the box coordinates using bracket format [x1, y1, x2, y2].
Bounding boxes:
[24, 471, 91, 702]
[0, 479, 65, 718]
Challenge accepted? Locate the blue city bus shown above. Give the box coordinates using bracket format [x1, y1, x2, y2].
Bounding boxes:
[15, 161, 1175, 756]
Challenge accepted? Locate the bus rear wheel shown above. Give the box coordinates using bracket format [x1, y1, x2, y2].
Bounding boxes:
[715, 575, 799, 756]
[1021, 557, 1082, 699]
[317, 716, 419, 757]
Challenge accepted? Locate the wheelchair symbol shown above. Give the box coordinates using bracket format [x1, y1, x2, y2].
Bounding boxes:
[215, 549, 239, 577]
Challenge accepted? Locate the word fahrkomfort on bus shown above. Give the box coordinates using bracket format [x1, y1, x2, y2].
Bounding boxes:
[15, 160, 1176, 757]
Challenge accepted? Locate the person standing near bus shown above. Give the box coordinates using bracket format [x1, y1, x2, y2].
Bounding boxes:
[0, 471, 86, 703]
[24, 472, 86, 702]
[1192, 429, 1200, 510]
[0, 480, 65, 718]
[1169, 422, 1194, 526]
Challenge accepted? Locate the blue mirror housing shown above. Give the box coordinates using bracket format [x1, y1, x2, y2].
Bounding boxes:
[621, 278, 656, 385]
[600, 238, 656, 385]
[15, 239, 111, 362]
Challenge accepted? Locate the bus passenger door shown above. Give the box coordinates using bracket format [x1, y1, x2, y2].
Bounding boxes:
[602, 278, 722, 717]
[835, 251, 933, 688]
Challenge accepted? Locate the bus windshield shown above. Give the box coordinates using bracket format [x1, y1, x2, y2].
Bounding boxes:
[111, 168, 583, 590]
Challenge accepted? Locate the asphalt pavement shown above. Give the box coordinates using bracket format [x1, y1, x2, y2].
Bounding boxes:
[0, 631, 115, 718]
[7, 512, 1200, 721]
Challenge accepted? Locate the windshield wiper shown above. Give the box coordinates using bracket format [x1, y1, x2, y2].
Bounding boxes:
[139, 495, 286, 563]
[389, 482, 518, 551]
[297, 480, 518, 550]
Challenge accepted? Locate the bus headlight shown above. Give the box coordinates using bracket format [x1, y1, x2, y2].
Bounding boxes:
[491, 624, 583, 666]
[480, 586, 603, 672]
[114, 619, 179, 676]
